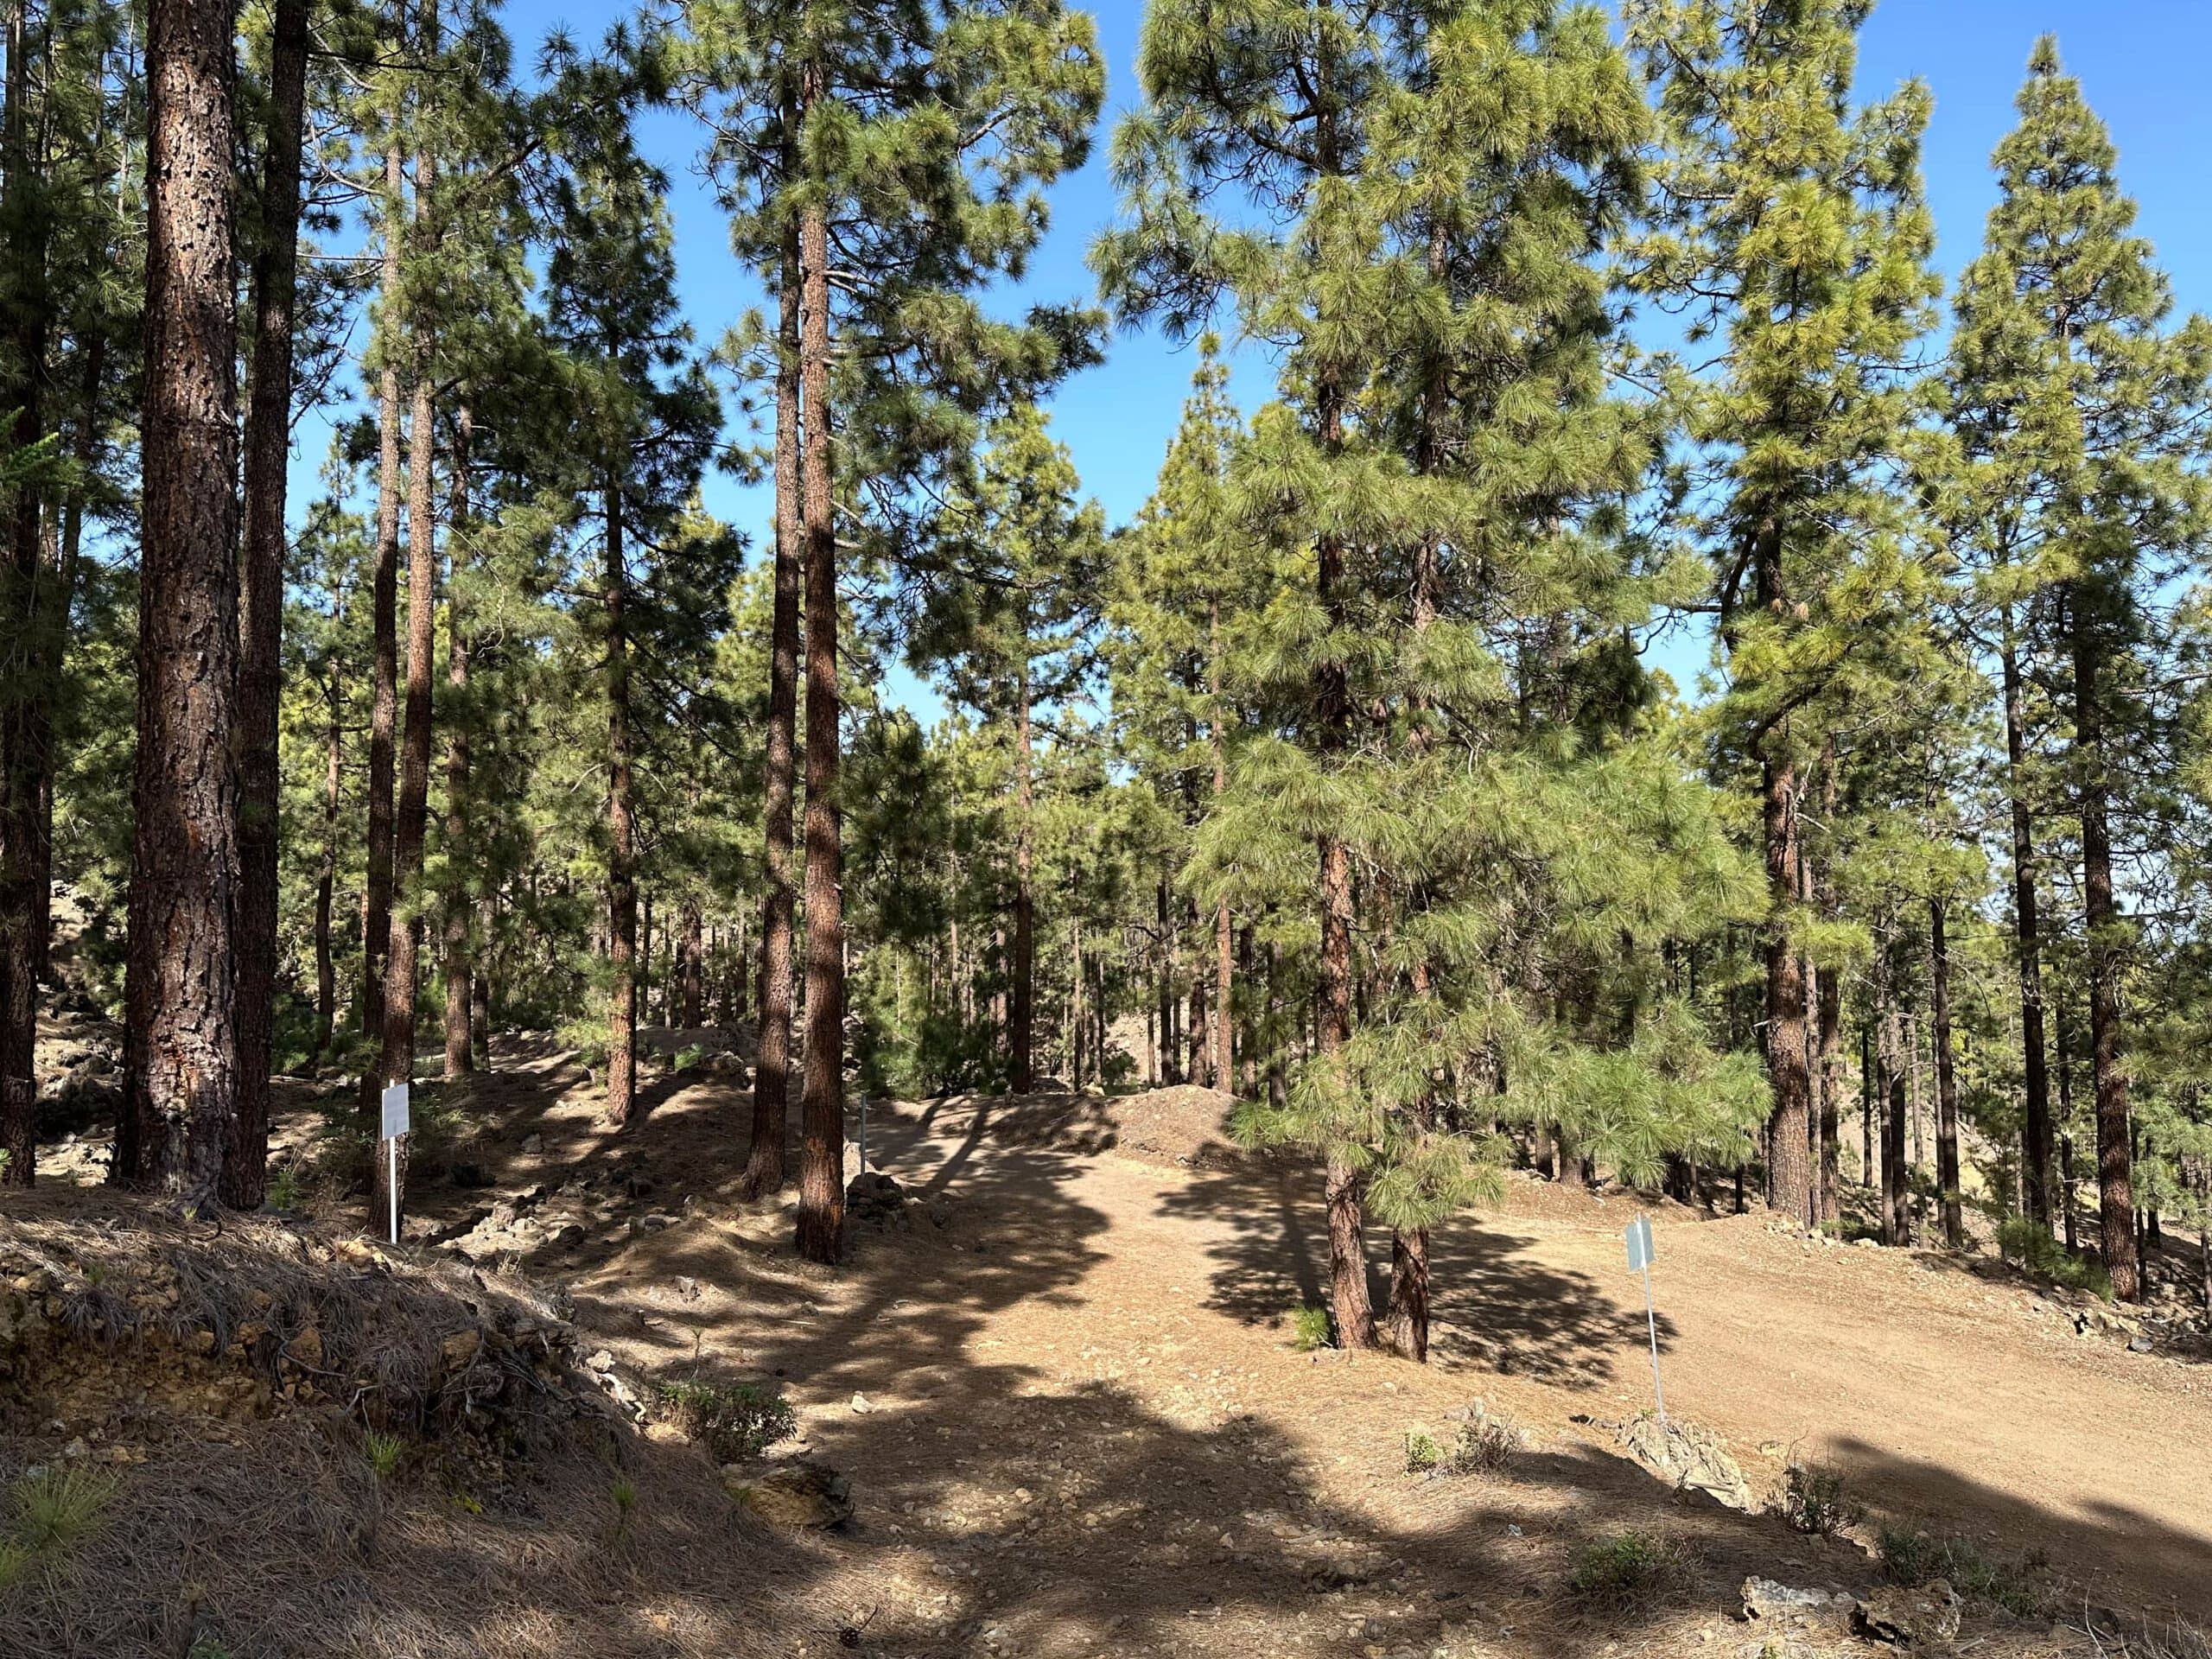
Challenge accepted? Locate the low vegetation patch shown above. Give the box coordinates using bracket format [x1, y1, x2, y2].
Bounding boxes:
[1290, 1304, 1332, 1351]
[1407, 1408, 1524, 1478]
[1878, 1523, 2051, 1618]
[1567, 1529, 1700, 1617]
[1773, 1460, 1863, 1535]
[653, 1376, 797, 1462]
[1996, 1217, 2113, 1299]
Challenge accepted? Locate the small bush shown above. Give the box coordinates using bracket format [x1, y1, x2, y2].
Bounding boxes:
[1568, 1529, 1699, 1617]
[1996, 1217, 2113, 1298]
[654, 1377, 797, 1462]
[1774, 1462, 1862, 1536]
[363, 1431, 405, 1482]
[1290, 1305, 1332, 1351]
[1404, 1430, 1441, 1473]
[1451, 1409, 1525, 1475]
[266, 1164, 302, 1211]
[673, 1043, 709, 1073]
[1878, 1525, 2048, 1618]
[15, 1466, 116, 1553]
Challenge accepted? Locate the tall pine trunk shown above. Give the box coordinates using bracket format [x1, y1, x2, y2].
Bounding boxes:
[1929, 895, 1962, 1248]
[601, 478, 637, 1126]
[744, 176, 800, 1197]
[794, 153, 844, 1265]
[1999, 611, 2056, 1230]
[1211, 600, 1232, 1093]
[311, 625, 341, 1065]
[2072, 594, 2139, 1300]
[120, 0, 240, 1200]
[1754, 517, 1813, 1228]
[1315, 365, 1375, 1351]
[361, 142, 404, 1074]
[441, 404, 473, 1077]
[374, 130, 438, 1226]
[0, 0, 54, 1185]
[1010, 651, 1034, 1090]
[226, 0, 310, 1209]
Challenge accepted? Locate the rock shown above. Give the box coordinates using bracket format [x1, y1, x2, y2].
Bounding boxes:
[586, 1349, 615, 1372]
[1741, 1577, 1851, 1629]
[1854, 1580, 1961, 1647]
[847, 1171, 909, 1230]
[442, 1328, 484, 1369]
[2127, 1334, 2154, 1354]
[723, 1459, 853, 1529]
[520, 1133, 543, 1155]
[1610, 1415, 1754, 1511]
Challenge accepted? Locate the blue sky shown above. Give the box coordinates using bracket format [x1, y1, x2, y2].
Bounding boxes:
[309, 1, 2212, 714]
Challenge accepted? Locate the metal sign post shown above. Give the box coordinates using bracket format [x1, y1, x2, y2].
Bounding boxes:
[1624, 1213, 1666, 1426]
[380, 1082, 410, 1245]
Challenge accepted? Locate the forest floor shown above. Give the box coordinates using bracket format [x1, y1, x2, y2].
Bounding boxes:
[11, 1029, 2212, 1656]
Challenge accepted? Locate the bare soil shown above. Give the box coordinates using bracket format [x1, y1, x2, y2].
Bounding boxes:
[10, 1039, 2211, 1656]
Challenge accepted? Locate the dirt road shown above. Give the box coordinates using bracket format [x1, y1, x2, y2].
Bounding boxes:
[458, 1065, 2212, 1656]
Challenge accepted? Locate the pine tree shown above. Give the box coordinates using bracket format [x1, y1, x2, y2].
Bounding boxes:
[119, 0, 241, 1199]
[1630, 0, 1942, 1229]
[229, 0, 315, 1208]
[1942, 38, 2212, 1300]
[906, 400, 1105, 1093]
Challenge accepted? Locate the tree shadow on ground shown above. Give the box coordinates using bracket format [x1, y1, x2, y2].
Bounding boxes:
[1156, 1156, 1671, 1389]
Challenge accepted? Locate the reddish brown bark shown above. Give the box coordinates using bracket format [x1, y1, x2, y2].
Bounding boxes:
[601, 476, 638, 1127]
[1009, 654, 1035, 1091]
[441, 404, 473, 1077]
[374, 128, 438, 1228]
[311, 619, 342, 1065]
[742, 189, 800, 1198]
[794, 151, 844, 1265]
[119, 0, 241, 1203]
[228, 0, 311, 1208]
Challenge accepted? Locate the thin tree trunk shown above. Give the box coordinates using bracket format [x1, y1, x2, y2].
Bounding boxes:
[1999, 612, 2056, 1230]
[601, 477, 637, 1127]
[441, 404, 474, 1077]
[374, 128, 437, 1228]
[1010, 652, 1034, 1090]
[119, 0, 240, 1201]
[2073, 600, 2139, 1300]
[1211, 598, 1232, 1091]
[1315, 361, 1375, 1351]
[226, 0, 310, 1206]
[1929, 895, 1962, 1248]
[311, 605, 343, 1064]
[744, 165, 800, 1197]
[361, 141, 404, 1086]
[794, 145, 844, 1265]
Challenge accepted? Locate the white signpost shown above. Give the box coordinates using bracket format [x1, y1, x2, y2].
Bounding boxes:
[1624, 1212, 1666, 1425]
[379, 1082, 410, 1245]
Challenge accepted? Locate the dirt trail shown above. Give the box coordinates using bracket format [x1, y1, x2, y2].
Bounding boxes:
[389, 1057, 2212, 1656]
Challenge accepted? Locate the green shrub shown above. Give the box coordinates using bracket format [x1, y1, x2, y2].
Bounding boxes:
[363, 1430, 405, 1482]
[15, 1466, 116, 1553]
[1996, 1217, 2113, 1298]
[1290, 1305, 1332, 1352]
[653, 1377, 797, 1462]
[1878, 1525, 2049, 1618]
[1568, 1529, 1699, 1617]
[1774, 1462, 1862, 1536]
[1403, 1430, 1441, 1473]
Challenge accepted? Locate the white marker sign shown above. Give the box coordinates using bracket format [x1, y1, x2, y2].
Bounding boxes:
[1624, 1212, 1654, 1272]
[380, 1081, 411, 1141]
[1624, 1212, 1666, 1425]
[380, 1082, 410, 1245]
